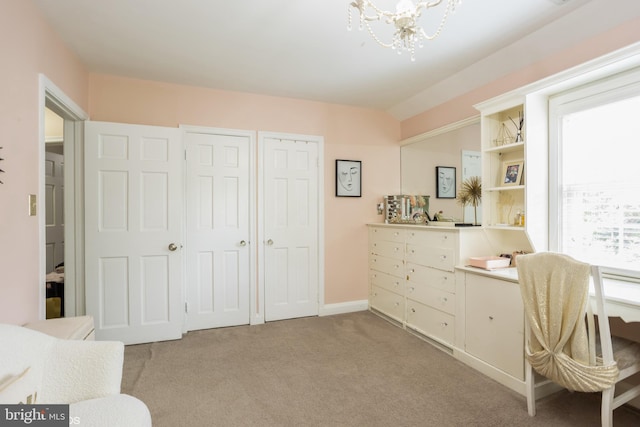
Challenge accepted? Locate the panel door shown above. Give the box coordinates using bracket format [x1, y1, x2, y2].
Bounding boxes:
[262, 136, 320, 321]
[45, 151, 64, 273]
[85, 121, 183, 344]
[185, 130, 252, 331]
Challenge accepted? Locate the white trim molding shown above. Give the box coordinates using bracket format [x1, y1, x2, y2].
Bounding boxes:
[320, 300, 369, 317]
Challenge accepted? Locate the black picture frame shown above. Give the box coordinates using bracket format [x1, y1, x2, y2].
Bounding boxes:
[436, 166, 456, 199]
[336, 159, 361, 197]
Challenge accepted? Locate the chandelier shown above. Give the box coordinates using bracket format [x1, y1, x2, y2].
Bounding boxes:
[348, 0, 461, 61]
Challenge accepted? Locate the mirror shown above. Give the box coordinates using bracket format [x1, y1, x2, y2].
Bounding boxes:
[400, 119, 480, 220]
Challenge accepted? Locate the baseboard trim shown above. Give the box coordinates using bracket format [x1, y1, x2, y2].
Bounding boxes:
[320, 300, 369, 317]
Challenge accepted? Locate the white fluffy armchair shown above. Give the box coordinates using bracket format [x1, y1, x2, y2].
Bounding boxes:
[0, 323, 151, 426]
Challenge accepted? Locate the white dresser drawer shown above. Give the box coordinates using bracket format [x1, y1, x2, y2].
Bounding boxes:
[406, 244, 455, 272]
[406, 300, 455, 345]
[406, 284, 455, 315]
[406, 229, 455, 249]
[369, 254, 404, 277]
[370, 240, 404, 260]
[405, 262, 455, 293]
[369, 226, 406, 243]
[370, 285, 405, 323]
[370, 270, 403, 295]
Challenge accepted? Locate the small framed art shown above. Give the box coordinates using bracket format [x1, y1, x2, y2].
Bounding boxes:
[501, 160, 524, 186]
[436, 166, 456, 199]
[336, 159, 361, 197]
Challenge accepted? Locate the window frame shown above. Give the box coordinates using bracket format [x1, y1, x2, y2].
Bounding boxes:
[548, 67, 640, 280]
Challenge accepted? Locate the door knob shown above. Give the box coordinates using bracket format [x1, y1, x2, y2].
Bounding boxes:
[239, 240, 247, 247]
[266, 239, 274, 246]
[168, 243, 178, 252]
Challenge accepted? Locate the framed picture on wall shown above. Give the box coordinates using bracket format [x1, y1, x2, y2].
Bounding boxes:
[336, 159, 361, 197]
[436, 166, 456, 199]
[501, 160, 524, 186]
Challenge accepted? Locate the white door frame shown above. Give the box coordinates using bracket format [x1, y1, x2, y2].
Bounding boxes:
[39, 74, 89, 319]
[180, 125, 257, 331]
[256, 131, 325, 324]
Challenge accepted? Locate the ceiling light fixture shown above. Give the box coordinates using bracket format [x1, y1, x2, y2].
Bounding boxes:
[348, 0, 461, 61]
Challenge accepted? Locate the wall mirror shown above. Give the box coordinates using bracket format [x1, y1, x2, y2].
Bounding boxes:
[400, 119, 481, 222]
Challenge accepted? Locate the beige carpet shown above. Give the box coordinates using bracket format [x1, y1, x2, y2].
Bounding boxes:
[122, 311, 640, 426]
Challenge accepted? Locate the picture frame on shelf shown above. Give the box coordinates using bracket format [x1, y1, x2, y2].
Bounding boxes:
[501, 160, 524, 186]
[335, 159, 361, 197]
[436, 166, 456, 199]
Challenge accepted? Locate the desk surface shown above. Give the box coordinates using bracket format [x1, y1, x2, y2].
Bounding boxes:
[458, 265, 640, 323]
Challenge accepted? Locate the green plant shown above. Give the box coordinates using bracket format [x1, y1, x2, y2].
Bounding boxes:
[457, 176, 482, 225]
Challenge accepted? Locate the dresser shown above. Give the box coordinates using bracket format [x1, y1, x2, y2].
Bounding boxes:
[368, 224, 487, 348]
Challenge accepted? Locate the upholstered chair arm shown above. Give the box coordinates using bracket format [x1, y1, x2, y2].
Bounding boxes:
[39, 340, 124, 404]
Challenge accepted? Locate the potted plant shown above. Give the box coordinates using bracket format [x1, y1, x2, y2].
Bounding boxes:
[457, 176, 482, 225]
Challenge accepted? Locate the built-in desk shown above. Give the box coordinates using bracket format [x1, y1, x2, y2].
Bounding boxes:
[457, 265, 640, 322]
[454, 265, 640, 396]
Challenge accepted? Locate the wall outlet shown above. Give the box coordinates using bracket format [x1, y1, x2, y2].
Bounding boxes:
[29, 194, 36, 216]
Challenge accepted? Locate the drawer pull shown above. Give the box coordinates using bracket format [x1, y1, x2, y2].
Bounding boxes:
[409, 287, 415, 292]
[394, 282, 400, 287]
[440, 255, 447, 261]
[441, 322, 448, 327]
[441, 297, 448, 303]
[395, 302, 400, 307]
[411, 308, 416, 313]
[489, 316, 494, 321]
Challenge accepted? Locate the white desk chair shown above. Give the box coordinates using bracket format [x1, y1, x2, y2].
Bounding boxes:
[517, 252, 640, 426]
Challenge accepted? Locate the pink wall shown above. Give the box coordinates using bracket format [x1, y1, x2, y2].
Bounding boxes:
[3, 1, 640, 325]
[88, 74, 401, 305]
[401, 17, 640, 139]
[0, 0, 88, 324]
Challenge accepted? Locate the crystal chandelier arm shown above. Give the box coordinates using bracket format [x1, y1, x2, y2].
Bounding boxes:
[418, 0, 457, 40]
[351, 0, 395, 22]
[363, 21, 395, 48]
[416, 0, 444, 12]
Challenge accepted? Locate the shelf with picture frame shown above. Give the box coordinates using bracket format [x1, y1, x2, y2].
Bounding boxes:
[476, 95, 537, 253]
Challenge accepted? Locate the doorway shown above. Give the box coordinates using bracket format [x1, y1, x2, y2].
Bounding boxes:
[44, 107, 65, 318]
[39, 74, 89, 320]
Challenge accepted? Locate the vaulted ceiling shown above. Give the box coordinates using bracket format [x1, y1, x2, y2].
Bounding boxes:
[32, 0, 640, 120]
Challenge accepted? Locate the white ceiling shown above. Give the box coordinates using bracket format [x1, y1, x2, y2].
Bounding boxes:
[32, 0, 640, 120]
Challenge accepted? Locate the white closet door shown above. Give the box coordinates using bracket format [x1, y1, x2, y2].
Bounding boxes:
[85, 121, 183, 344]
[262, 135, 320, 321]
[184, 129, 253, 331]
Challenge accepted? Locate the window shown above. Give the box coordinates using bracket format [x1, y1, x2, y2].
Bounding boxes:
[549, 68, 640, 279]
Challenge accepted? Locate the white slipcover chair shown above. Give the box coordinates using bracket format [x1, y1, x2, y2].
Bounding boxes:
[0, 323, 151, 427]
[517, 252, 640, 426]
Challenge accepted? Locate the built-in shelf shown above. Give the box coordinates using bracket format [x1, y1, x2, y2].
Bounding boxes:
[485, 225, 525, 231]
[486, 185, 525, 192]
[484, 141, 525, 154]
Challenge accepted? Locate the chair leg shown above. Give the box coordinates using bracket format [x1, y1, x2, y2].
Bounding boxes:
[525, 360, 536, 416]
[601, 386, 615, 427]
